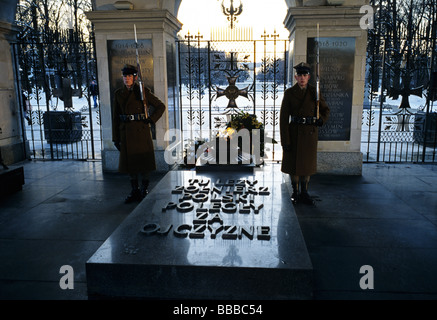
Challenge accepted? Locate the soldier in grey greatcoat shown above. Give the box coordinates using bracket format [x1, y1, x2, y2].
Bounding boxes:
[112, 64, 166, 203]
[280, 62, 330, 205]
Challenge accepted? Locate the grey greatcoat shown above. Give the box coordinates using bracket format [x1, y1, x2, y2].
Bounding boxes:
[279, 83, 330, 176]
[112, 83, 165, 174]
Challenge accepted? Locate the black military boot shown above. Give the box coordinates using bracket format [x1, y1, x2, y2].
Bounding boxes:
[300, 179, 315, 206]
[125, 179, 141, 204]
[140, 179, 149, 199]
[291, 180, 299, 205]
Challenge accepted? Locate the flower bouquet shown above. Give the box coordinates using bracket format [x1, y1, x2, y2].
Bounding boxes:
[215, 111, 266, 164]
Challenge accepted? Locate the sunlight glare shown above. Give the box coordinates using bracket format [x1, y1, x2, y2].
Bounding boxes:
[177, 0, 289, 39]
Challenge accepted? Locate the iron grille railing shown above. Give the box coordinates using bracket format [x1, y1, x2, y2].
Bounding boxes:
[177, 35, 288, 163]
[362, 0, 437, 163]
[13, 38, 102, 161]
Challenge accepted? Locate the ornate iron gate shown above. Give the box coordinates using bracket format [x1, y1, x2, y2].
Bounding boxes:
[362, 53, 437, 163]
[13, 37, 102, 161]
[177, 31, 288, 163]
[361, 0, 437, 163]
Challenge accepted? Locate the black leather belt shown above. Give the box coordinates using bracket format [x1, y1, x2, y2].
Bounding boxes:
[119, 113, 147, 121]
[290, 116, 317, 125]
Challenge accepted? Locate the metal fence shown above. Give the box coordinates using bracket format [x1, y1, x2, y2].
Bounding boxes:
[362, 105, 437, 163]
[13, 25, 437, 164]
[361, 0, 437, 163]
[13, 38, 102, 161]
[177, 33, 288, 163]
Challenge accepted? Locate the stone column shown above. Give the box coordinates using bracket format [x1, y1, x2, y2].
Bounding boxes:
[284, 0, 369, 175]
[0, 20, 28, 165]
[86, 1, 182, 172]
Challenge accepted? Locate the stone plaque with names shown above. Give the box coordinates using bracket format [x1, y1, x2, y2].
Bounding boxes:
[86, 167, 313, 300]
[307, 37, 355, 141]
[107, 39, 154, 106]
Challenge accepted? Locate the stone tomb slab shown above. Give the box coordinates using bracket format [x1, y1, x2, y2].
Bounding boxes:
[86, 168, 313, 299]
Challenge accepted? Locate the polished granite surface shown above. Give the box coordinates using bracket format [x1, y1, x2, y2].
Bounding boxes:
[1, 160, 437, 300]
[86, 167, 313, 299]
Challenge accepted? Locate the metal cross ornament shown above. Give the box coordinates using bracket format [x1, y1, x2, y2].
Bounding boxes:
[215, 74, 250, 114]
[388, 74, 423, 132]
[389, 74, 423, 110]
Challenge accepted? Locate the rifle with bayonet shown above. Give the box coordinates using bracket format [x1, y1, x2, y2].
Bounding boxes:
[134, 24, 149, 119]
[316, 23, 320, 120]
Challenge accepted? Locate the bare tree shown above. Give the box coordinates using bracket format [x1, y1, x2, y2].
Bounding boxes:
[15, 0, 95, 108]
[367, 0, 437, 98]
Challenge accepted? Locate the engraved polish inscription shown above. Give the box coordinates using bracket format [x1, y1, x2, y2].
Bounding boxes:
[141, 178, 271, 241]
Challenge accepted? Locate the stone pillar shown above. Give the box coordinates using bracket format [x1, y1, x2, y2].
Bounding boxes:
[0, 20, 28, 165]
[86, 1, 182, 172]
[284, 0, 369, 175]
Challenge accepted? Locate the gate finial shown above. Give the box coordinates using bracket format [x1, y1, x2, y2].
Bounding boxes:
[220, 0, 243, 29]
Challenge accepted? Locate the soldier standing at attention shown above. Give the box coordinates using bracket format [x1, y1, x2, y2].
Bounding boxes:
[112, 64, 166, 203]
[280, 62, 330, 205]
